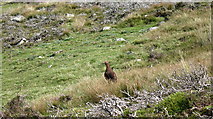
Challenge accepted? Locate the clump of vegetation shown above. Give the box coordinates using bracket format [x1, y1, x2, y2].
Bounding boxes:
[116, 15, 164, 28]
[155, 92, 191, 115]
[3, 95, 38, 117]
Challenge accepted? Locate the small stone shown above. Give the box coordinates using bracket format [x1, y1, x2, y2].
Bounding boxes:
[38, 56, 44, 59]
[116, 38, 126, 42]
[17, 38, 28, 45]
[136, 59, 142, 62]
[11, 15, 25, 22]
[149, 27, 159, 31]
[66, 13, 75, 18]
[48, 65, 52, 68]
[37, 38, 42, 42]
[78, 13, 87, 16]
[55, 50, 63, 54]
[126, 51, 134, 54]
[159, 21, 165, 24]
[103, 26, 111, 31]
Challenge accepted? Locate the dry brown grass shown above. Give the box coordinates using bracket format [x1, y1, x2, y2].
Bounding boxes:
[10, 4, 35, 16]
[143, 7, 210, 41]
[31, 94, 59, 114]
[71, 16, 87, 31]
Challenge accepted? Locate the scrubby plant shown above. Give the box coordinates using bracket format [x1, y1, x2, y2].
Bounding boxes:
[155, 92, 191, 115]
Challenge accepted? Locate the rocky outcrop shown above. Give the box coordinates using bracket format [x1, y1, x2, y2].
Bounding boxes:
[77, 2, 154, 24]
[1, 2, 155, 49]
[1, 13, 65, 48]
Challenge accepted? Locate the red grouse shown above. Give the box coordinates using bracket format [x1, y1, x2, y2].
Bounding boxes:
[104, 61, 117, 82]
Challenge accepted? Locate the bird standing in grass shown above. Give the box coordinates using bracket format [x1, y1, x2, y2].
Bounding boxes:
[104, 61, 117, 82]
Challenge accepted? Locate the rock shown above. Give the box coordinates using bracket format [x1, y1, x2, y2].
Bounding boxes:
[149, 26, 159, 31]
[17, 38, 28, 46]
[11, 15, 25, 22]
[0, 111, 4, 117]
[55, 50, 63, 54]
[38, 56, 44, 59]
[148, 51, 163, 61]
[2, 3, 157, 49]
[126, 51, 134, 55]
[48, 65, 52, 68]
[157, 21, 165, 26]
[66, 13, 75, 18]
[78, 13, 87, 16]
[136, 59, 142, 62]
[76, 2, 154, 24]
[103, 26, 111, 31]
[37, 38, 42, 42]
[36, 7, 46, 11]
[159, 21, 165, 24]
[116, 38, 126, 42]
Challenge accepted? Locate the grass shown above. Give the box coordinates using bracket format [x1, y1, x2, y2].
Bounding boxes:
[1, 2, 211, 116]
[0, 3, 24, 15]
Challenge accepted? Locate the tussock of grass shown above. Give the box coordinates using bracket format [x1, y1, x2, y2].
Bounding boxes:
[71, 16, 87, 32]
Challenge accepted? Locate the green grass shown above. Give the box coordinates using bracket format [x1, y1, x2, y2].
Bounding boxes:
[0, 3, 24, 15]
[2, 25, 154, 105]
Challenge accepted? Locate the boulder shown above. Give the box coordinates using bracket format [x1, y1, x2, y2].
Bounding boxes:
[11, 15, 25, 22]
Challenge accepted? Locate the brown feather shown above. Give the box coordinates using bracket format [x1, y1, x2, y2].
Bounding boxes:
[104, 61, 117, 82]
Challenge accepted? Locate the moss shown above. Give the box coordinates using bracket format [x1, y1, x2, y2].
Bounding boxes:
[155, 92, 191, 115]
[136, 108, 155, 117]
[123, 108, 131, 117]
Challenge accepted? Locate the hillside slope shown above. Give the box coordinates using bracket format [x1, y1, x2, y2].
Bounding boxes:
[1, 2, 212, 117]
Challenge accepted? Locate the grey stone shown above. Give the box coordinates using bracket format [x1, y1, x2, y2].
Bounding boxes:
[103, 26, 111, 31]
[11, 15, 25, 22]
[66, 13, 75, 18]
[149, 26, 159, 31]
[17, 38, 28, 45]
[116, 38, 126, 42]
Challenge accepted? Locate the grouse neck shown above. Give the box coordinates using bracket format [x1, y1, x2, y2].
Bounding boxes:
[105, 63, 111, 69]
